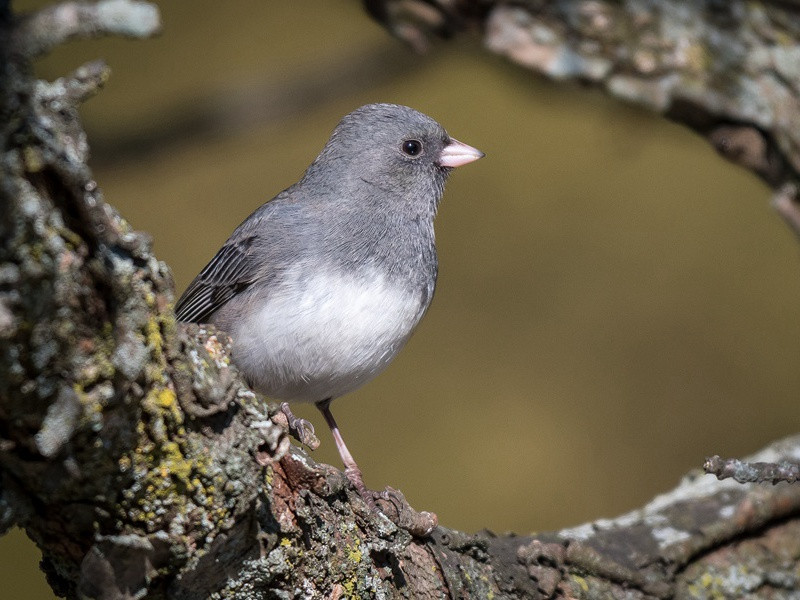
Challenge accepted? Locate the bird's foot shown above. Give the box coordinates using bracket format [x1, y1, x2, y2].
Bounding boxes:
[372, 486, 438, 537]
[343, 466, 437, 537]
[276, 402, 320, 450]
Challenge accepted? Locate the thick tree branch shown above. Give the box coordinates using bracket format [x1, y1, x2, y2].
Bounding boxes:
[2, 1, 800, 598]
[369, 0, 800, 191]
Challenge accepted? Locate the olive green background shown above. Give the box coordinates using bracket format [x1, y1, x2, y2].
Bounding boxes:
[6, 1, 800, 597]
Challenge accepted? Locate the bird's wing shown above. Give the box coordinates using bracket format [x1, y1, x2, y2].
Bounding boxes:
[174, 210, 271, 324]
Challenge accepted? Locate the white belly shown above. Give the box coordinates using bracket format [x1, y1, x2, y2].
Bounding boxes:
[229, 269, 427, 402]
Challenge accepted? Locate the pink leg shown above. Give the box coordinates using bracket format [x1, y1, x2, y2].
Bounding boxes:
[316, 399, 375, 509]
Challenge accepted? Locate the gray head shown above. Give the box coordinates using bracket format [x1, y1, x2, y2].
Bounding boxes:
[302, 103, 483, 215]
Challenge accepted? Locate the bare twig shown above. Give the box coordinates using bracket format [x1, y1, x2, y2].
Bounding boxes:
[52, 59, 111, 104]
[705, 455, 800, 484]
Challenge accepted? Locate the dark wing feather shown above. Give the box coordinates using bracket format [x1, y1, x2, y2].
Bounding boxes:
[176, 187, 302, 323]
[175, 231, 262, 324]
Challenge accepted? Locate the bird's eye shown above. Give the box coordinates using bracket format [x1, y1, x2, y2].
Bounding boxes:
[401, 139, 423, 157]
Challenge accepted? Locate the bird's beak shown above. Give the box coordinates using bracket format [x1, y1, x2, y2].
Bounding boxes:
[437, 138, 485, 168]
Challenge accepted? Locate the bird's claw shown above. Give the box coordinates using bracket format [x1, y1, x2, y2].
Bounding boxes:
[371, 486, 438, 537]
[279, 402, 320, 450]
[338, 463, 437, 537]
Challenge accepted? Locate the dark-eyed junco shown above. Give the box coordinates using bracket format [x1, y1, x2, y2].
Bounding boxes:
[176, 103, 483, 506]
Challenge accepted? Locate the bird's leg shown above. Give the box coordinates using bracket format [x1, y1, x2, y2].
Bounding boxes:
[315, 398, 438, 536]
[315, 398, 376, 509]
[280, 402, 320, 450]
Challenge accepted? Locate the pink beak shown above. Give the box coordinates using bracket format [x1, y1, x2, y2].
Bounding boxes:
[437, 137, 485, 168]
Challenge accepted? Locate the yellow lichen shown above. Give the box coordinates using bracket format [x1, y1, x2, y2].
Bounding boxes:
[145, 314, 169, 385]
[146, 323, 162, 353]
[683, 42, 708, 74]
[155, 388, 176, 409]
[572, 575, 589, 592]
[142, 387, 183, 429]
[684, 572, 728, 600]
[22, 146, 45, 172]
[346, 539, 362, 564]
[118, 456, 132, 472]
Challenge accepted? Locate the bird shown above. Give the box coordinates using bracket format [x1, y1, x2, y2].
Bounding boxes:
[175, 103, 483, 507]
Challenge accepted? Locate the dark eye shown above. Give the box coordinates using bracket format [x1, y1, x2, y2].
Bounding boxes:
[401, 139, 423, 157]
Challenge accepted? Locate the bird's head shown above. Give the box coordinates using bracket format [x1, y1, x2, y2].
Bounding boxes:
[304, 103, 483, 213]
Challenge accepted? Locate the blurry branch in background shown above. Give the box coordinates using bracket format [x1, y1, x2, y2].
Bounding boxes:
[370, 0, 800, 210]
[88, 42, 424, 168]
[369, 0, 800, 480]
[3, 1, 800, 599]
[10, 0, 160, 58]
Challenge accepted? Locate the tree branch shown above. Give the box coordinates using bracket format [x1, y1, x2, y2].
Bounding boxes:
[368, 0, 800, 191]
[705, 453, 800, 484]
[10, 0, 160, 59]
[3, 1, 800, 598]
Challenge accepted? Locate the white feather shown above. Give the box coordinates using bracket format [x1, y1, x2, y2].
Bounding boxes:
[229, 268, 426, 402]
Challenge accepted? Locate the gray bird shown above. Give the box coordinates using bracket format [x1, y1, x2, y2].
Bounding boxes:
[175, 103, 483, 506]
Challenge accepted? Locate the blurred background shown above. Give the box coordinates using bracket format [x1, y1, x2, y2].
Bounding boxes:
[7, 1, 800, 597]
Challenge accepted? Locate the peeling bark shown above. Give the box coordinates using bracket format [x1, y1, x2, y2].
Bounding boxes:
[2, 1, 800, 598]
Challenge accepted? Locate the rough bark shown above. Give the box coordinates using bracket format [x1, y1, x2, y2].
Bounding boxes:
[368, 0, 800, 226]
[1, 1, 800, 598]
